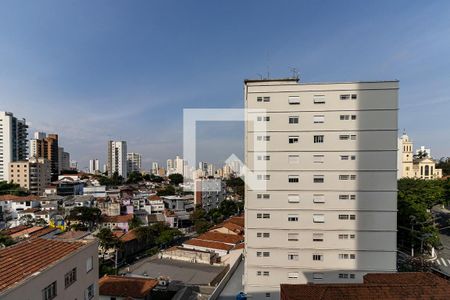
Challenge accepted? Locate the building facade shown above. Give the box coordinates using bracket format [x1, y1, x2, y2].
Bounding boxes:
[127, 152, 142, 174]
[9, 157, 51, 195]
[89, 159, 100, 174]
[0, 111, 28, 182]
[107, 141, 127, 178]
[30, 132, 59, 179]
[398, 133, 442, 179]
[244, 79, 399, 299]
[0, 238, 99, 300]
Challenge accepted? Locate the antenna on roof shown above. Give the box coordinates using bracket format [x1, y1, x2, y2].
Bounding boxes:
[290, 67, 299, 80]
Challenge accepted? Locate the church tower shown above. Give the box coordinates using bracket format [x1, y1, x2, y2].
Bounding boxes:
[400, 132, 413, 177]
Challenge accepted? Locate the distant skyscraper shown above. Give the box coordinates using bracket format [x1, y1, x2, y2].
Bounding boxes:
[207, 163, 215, 177]
[127, 152, 142, 173]
[29, 132, 59, 178]
[152, 162, 159, 175]
[89, 159, 100, 174]
[0, 111, 28, 181]
[175, 156, 184, 175]
[107, 141, 127, 178]
[58, 147, 71, 173]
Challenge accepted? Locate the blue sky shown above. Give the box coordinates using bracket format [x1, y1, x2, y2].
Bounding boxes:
[0, 0, 449, 170]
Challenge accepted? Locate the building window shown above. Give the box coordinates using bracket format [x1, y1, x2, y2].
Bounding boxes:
[313, 175, 324, 183]
[340, 155, 349, 160]
[257, 213, 271, 219]
[257, 251, 270, 257]
[64, 268, 77, 288]
[288, 155, 300, 164]
[313, 194, 325, 203]
[288, 175, 299, 183]
[313, 214, 325, 223]
[313, 155, 324, 163]
[313, 254, 323, 261]
[314, 135, 324, 143]
[257, 96, 271, 102]
[340, 94, 350, 100]
[313, 115, 325, 123]
[288, 272, 299, 279]
[351, 115, 357, 120]
[257, 116, 270, 122]
[339, 214, 349, 220]
[288, 194, 300, 203]
[86, 284, 95, 300]
[288, 253, 299, 261]
[350, 134, 357, 140]
[288, 214, 299, 222]
[257, 135, 270, 141]
[313, 95, 325, 104]
[257, 174, 270, 181]
[339, 175, 349, 180]
[257, 193, 270, 199]
[288, 96, 300, 105]
[257, 155, 270, 161]
[288, 233, 299, 241]
[265, 293, 271, 298]
[350, 175, 357, 180]
[313, 273, 324, 280]
[42, 281, 57, 300]
[340, 115, 350, 120]
[86, 256, 93, 273]
[289, 116, 299, 124]
[263, 271, 270, 276]
[257, 232, 270, 238]
[289, 136, 299, 144]
[313, 233, 324, 242]
[351, 94, 357, 99]
[339, 194, 350, 200]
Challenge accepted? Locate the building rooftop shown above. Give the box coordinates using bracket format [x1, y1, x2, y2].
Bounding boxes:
[184, 239, 234, 251]
[0, 194, 41, 201]
[195, 231, 244, 245]
[280, 272, 450, 300]
[99, 275, 158, 298]
[0, 238, 86, 293]
[102, 214, 133, 223]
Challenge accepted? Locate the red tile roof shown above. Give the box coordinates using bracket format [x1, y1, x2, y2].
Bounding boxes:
[280, 272, 450, 300]
[195, 231, 243, 245]
[0, 194, 41, 201]
[102, 214, 133, 223]
[227, 216, 244, 227]
[0, 238, 85, 293]
[99, 275, 158, 298]
[148, 195, 161, 201]
[184, 239, 234, 251]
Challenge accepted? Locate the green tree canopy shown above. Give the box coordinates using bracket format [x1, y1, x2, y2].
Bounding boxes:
[168, 173, 183, 186]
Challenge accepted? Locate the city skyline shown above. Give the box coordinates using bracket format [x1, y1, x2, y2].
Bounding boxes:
[1, 1, 450, 169]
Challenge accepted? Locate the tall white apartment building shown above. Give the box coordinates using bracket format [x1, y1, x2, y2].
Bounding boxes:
[89, 159, 100, 174]
[244, 79, 398, 299]
[152, 162, 159, 175]
[0, 111, 28, 181]
[107, 141, 127, 178]
[127, 152, 142, 173]
[175, 156, 185, 176]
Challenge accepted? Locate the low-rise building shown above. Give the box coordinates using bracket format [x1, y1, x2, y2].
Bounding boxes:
[0, 237, 99, 300]
[99, 275, 158, 300]
[161, 246, 219, 264]
[83, 185, 107, 197]
[100, 214, 133, 232]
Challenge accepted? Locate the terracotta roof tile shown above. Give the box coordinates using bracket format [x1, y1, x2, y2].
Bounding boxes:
[196, 231, 243, 245]
[280, 272, 450, 300]
[184, 239, 234, 251]
[0, 238, 85, 293]
[99, 275, 158, 298]
[102, 214, 133, 223]
[0, 194, 41, 201]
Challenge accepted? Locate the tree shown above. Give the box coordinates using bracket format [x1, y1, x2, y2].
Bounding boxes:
[95, 228, 121, 260]
[0, 181, 29, 196]
[437, 157, 450, 176]
[168, 173, 183, 186]
[0, 233, 14, 247]
[157, 185, 175, 196]
[128, 215, 143, 230]
[225, 176, 245, 200]
[194, 219, 212, 234]
[67, 207, 102, 231]
[127, 171, 143, 184]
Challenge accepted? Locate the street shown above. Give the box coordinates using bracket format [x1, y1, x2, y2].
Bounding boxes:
[431, 205, 450, 274]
